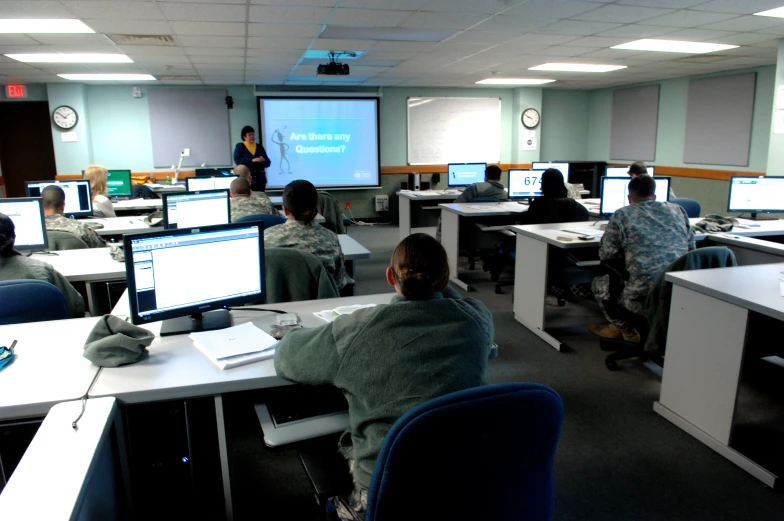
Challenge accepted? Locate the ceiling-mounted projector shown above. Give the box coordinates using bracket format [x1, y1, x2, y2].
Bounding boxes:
[318, 61, 350, 75]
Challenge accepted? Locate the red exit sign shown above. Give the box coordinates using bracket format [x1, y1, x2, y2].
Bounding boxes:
[5, 84, 26, 99]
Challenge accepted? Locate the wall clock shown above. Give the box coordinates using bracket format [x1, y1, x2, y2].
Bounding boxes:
[521, 108, 540, 129]
[53, 105, 78, 130]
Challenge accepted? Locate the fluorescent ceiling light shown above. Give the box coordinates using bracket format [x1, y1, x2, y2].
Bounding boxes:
[754, 7, 784, 18]
[6, 54, 132, 63]
[611, 39, 738, 54]
[528, 63, 626, 73]
[0, 19, 94, 34]
[476, 78, 556, 85]
[58, 74, 156, 81]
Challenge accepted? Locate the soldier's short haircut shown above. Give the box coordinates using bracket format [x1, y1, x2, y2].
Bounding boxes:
[283, 179, 318, 224]
[234, 164, 251, 181]
[628, 174, 656, 200]
[230, 178, 251, 196]
[42, 185, 66, 211]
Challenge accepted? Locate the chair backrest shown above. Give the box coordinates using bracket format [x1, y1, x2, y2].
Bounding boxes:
[234, 213, 286, 229]
[46, 230, 89, 251]
[365, 383, 565, 521]
[0, 280, 70, 325]
[317, 191, 347, 234]
[670, 197, 701, 218]
[469, 196, 500, 203]
[264, 247, 339, 304]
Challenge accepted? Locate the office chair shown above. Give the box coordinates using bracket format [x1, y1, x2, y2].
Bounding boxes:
[264, 248, 339, 303]
[311, 383, 564, 521]
[669, 197, 701, 218]
[46, 230, 89, 250]
[317, 191, 348, 234]
[464, 197, 502, 270]
[234, 213, 286, 229]
[0, 280, 70, 325]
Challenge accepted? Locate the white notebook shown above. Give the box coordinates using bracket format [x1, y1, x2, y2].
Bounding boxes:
[190, 322, 278, 370]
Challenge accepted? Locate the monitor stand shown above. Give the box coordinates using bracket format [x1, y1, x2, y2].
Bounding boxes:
[160, 309, 232, 337]
[749, 212, 779, 221]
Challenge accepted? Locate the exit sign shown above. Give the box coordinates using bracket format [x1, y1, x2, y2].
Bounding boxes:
[5, 84, 26, 99]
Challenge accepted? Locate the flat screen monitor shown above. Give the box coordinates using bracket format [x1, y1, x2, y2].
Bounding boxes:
[25, 180, 92, 217]
[508, 169, 545, 199]
[124, 223, 265, 336]
[532, 162, 570, 180]
[195, 168, 234, 177]
[728, 176, 784, 217]
[187, 175, 238, 192]
[106, 169, 132, 197]
[0, 197, 47, 251]
[600, 176, 671, 216]
[447, 163, 487, 187]
[162, 190, 230, 230]
[605, 166, 655, 177]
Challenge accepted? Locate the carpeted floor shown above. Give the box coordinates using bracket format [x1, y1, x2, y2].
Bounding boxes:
[229, 224, 784, 521]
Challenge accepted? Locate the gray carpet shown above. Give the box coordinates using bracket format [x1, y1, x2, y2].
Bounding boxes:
[230, 224, 784, 520]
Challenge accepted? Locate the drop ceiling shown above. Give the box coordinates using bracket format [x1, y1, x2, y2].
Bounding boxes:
[0, 0, 783, 89]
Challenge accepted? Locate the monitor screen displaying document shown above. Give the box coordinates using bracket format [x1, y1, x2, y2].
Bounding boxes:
[600, 176, 671, 216]
[508, 169, 545, 199]
[187, 175, 238, 192]
[163, 190, 230, 230]
[728, 176, 784, 214]
[25, 180, 92, 217]
[0, 197, 47, 251]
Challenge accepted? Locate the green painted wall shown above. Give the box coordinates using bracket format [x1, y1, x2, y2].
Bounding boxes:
[541, 90, 589, 161]
[47, 83, 93, 175]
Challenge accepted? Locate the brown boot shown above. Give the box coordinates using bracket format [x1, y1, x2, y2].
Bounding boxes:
[620, 326, 641, 343]
[588, 323, 621, 339]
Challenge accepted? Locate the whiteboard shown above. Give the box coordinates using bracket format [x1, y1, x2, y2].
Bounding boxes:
[407, 97, 501, 165]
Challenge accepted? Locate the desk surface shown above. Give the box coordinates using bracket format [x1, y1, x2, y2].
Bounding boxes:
[338, 234, 371, 260]
[84, 216, 161, 237]
[94, 293, 396, 404]
[0, 317, 103, 420]
[439, 201, 528, 216]
[112, 198, 162, 211]
[666, 262, 784, 322]
[397, 190, 462, 201]
[31, 248, 125, 282]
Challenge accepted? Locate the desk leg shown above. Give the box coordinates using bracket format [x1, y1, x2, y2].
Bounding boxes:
[512, 234, 562, 351]
[654, 285, 776, 487]
[399, 197, 411, 242]
[214, 395, 234, 521]
[442, 211, 470, 291]
[113, 409, 134, 516]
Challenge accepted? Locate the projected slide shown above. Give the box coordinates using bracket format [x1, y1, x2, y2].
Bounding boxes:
[259, 98, 380, 189]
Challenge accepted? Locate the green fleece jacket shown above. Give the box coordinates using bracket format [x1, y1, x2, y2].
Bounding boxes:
[274, 286, 493, 488]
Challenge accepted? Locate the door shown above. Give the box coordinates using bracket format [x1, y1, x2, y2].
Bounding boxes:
[0, 102, 57, 197]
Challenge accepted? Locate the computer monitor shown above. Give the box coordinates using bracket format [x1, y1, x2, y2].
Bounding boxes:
[25, 180, 93, 217]
[195, 168, 234, 177]
[106, 170, 132, 198]
[163, 190, 230, 230]
[124, 222, 265, 336]
[508, 169, 545, 199]
[532, 162, 570, 179]
[605, 166, 655, 177]
[447, 163, 487, 187]
[727, 176, 784, 218]
[0, 197, 47, 251]
[600, 176, 671, 216]
[186, 175, 238, 192]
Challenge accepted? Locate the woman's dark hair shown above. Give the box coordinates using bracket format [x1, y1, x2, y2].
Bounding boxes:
[540, 168, 568, 198]
[241, 125, 255, 140]
[390, 233, 450, 300]
[0, 213, 19, 258]
[282, 180, 319, 224]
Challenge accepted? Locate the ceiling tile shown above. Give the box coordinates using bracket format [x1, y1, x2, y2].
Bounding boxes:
[247, 23, 323, 38]
[444, 30, 519, 45]
[184, 47, 244, 57]
[571, 4, 675, 23]
[329, 9, 414, 27]
[247, 37, 312, 49]
[189, 55, 244, 65]
[689, 0, 784, 15]
[311, 39, 376, 51]
[421, 0, 522, 15]
[27, 34, 113, 45]
[358, 50, 418, 61]
[708, 33, 780, 46]
[538, 20, 624, 36]
[700, 15, 784, 32]
[340, 0, 427, 9]
[159, 3, 246, 23]
[125, 54, 192, 64]
[657, 28, 737, 41]
[596, 24, 682, 38]
[617, 0, 707, 7]
[250, 0, 339, 5]
[64, 2, 166, 21]
[0, 1, 74, 18]
[370, 41, 438, 52]
[116, 45, 184, 55]
[577, 48, 647, 59]
[177, 36, 245, 48]
[401, 11, 489, 30]
[169, 22, 245, 36]
[566, 36, 636, 47]
[78, 20, 174, 35]
[250, 5, 332, 24]
[537, 45, 600, 57]
[504, 0, 607, 19]
[642, 10, 738, 28]
[471, 15, 559, 32]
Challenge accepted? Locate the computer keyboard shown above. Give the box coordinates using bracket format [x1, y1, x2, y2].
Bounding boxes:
[265, 386, 348, 426]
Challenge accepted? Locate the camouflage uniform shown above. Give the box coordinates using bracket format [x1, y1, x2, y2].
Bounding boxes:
[264, 219, 350, 289]
[230, 194, 276, 222]
[45, 214, 106, 248]
[592, 200, 694, 321]
[454, 180, 508, 203]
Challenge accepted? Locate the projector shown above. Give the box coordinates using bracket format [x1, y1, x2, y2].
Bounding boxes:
[318, 61, 350, 76]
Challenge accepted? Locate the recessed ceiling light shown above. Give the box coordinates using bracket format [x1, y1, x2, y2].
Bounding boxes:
[611, 39, 738, 54]
[6, 54, 133, 63]
[754, 7, 784, 18]
[58, 74, 156, 81]
[528, 63, 627, 73]
[0, 19, 94, 34]
[476, 78, 556, 85]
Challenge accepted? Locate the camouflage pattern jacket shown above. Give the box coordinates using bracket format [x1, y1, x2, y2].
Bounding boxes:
[230, 194, 276, 222]
[45, 214, 106, 248]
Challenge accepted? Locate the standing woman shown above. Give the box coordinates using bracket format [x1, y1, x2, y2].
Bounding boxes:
[233, 126, 271, 192]
[83, 164, 116, 218]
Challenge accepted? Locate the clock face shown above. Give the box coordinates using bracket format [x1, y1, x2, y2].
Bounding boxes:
[53, 105, 78, 130]
[522, 108, 540, 129]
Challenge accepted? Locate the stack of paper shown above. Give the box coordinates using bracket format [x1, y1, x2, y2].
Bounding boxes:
[189, 322, 278, 370]
[314, 304, 377, 323]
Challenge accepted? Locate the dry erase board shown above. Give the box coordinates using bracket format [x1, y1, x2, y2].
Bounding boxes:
[407, 97, 501, 165]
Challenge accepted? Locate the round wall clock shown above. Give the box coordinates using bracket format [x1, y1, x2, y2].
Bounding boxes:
[521, 108, 540, 129]
[53, 105, 78, 130]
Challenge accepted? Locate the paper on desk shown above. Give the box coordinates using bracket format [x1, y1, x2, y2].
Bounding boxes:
[314, 304, 377, 323]
[190, 322, 277, 369]
[562, 228, 603, 237]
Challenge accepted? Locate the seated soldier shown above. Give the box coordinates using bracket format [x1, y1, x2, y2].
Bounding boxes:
[589, 175, 694, 342]
[627, 160, 676, 199]
[455, 165, 508, 202]
[229, 178, 276, 222]
[234, 164, 272, 201]
[522, 168, 589, 224]
[42, 185, 105, 248]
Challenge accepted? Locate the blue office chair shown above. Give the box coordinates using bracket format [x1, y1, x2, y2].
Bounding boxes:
[233, 213, 286, 229]
[670, 197, 701, 218]
[361, 383, 565, 521]
[0, 280, 70, 325]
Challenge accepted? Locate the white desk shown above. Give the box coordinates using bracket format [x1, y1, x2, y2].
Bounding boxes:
[269, 195, 283, 205]
[111, 198, 162, 212]
[98, 293, 395, 520]
[439, 202, 528, 291]
[31, 248, 125, 283]
[0, 317, 102, 420]
[338, 234, 371, 261]
[397, 190, 461, 241]
[654, 263, 784, 487]
[148, 184, 186, 194]
[83, 216, 161, 237]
